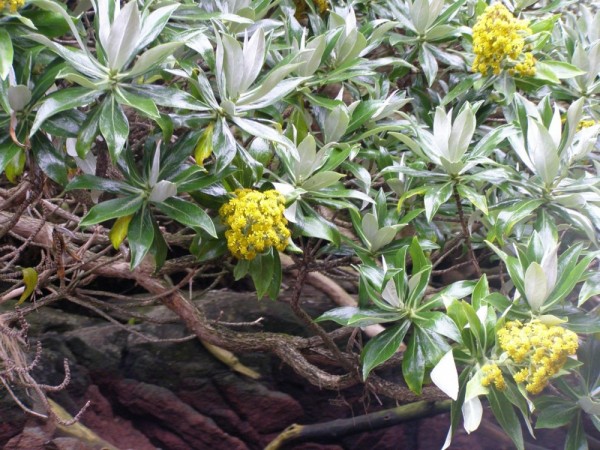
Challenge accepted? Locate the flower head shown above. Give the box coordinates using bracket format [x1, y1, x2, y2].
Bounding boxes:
[497, 320, 578, 394]
[481, 363, 506, 390]
[472, 3, 535, 77]
[219, 189, 290, 260]
[0, 0, 25, 13]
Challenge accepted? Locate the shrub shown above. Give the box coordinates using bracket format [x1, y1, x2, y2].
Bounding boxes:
[1, 0, 599, 447]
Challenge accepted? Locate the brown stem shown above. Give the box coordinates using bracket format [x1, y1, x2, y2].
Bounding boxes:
[2, 210, 445, 403]
[452, 183, 481, 277]
[288, 256, 358, 377]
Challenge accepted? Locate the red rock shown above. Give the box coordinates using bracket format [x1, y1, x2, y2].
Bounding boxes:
[114, 379, 248, 450]
[178, 382, 262, 446]
[214, 374, 304, 434]
[80, 385, 155, 450]
[4, 424, 53, 450]
[50, 437, 95, 450]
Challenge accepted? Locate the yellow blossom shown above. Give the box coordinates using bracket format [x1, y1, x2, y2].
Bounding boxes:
[481, 363, 506, 390]
[293, 0, 328, 19]
[219, 189, 290, 260]
[0, 0, 25, 13]
[498, 320, 578, 395]
[472, 3, 535, 77]
[577, 119, 598, 130]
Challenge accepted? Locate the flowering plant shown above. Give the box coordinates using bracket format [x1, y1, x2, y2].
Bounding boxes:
[0, 0, 599, 448]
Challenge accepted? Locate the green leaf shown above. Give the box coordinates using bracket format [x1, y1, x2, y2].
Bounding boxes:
[266, 250, 282, 300]
[80, 195, 144, 227]
[20, 9, 71, 37]
[128, 85, 209, 111]
[154, 197, 216, 237]
[128, 207, 155, 269]
[299, 210, 340, 246]
[42, 109, 86, 138]
[126, 42, 183, 78]
[249, 251, 275, 299]
[524, 262, 548, 312]
[315, 306, 402, 327]
[424, 182, 453, 221]
[4, 149, 25, 183]
[213, 117, 237, 173]
[99, 97, 129, 160]
[419, 43, 438, 87]
[105, 0, 141, 71]
[76, 106, 102, 158]
[579, 273, 600, 307]
[456, 184, 488, 215]
[409, 236, 429, 274]
[492, 199, 544, 242]
[402, 330, 426, 394]
[30, 134, 68, 186]
[488, 389, 524, 450]
[66, 174, 140, 195]
[543, 246, 589, 310]
[116, 88, 160, 119]
[471, 275, 489, 311]
[29, 59, 66, 104]
[27, 33, 104, 79]
[536, 61, 587, 80]
[0, 28, 14, 80]
[0, 141, 21, 174]
[150, 219, 168, 270]
[17, 268, 38, 305]
[564, 414, 587, 450]
[301, 171, 345, 191]
[535, 400, 578, 429]
[347, 101, 381, 133]
[441, 76, 475, 106]
[30, 87, 101, 136]
[461, 300, 486, 352]
[231, 116, 296, 157]
[361, 321, 410, 380]
[413, 311, 461, 343]
[29, 0, 88, 51]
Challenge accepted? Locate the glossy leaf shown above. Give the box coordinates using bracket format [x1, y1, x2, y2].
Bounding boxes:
[80, 195, 144, 227]
[99, 97, 129, 160]
[248, 251, 275, 299]
[154, 197, 216, 237]
[30, 134, 68, 186]
[488, 389, 524, 450]
[128, 207, 154, 269]
[361, 321, 410, 380]
[30, 88, 101, 136]
[0, 29, 13, 80]
[66, 174, 140, 195]
[402, 330, 426, 394]
[0, 141, 21, 174]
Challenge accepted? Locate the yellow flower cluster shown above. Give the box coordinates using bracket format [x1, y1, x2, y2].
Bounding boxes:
[219, 189, 290, 260]
[471, 3, 535, 77]
[498, 320, 579, 394]
[293, 0, 328, 19]
[0, 0, 24, 13]
[578, 119, 598, 130]
[481, 363, 506, 390]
